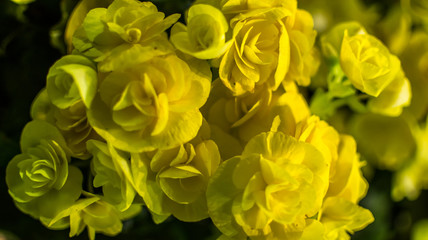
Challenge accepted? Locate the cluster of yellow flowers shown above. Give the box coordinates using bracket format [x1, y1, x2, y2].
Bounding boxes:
[301, 0, 428, 238]
[16, 0, 428, 239]
[299, 0, 428, 201]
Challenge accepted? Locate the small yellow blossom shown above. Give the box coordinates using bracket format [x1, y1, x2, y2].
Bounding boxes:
[73, 0, 180, 71]
[340, 29, 400, 97]
[321, 21, 411, 116]
[6, 120, 83, 228]
[170, 4, 232, 59]
[219, 7, 292, 95]
[132, 139, 221, 222]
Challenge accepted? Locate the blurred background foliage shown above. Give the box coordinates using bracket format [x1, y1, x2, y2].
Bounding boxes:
[1, 0, 428, 239]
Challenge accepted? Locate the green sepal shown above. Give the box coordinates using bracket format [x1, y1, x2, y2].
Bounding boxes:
[327, 60, 356, 99]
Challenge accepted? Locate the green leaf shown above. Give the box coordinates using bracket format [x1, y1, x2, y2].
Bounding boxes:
[327, 61, 356, 98]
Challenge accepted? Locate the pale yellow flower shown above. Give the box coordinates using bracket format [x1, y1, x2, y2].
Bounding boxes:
[132, 139, 221, 222]
[340, 30, 400, 97]
[73, 0, 180, 71]
[219, 7, 292, 95]
[87, 54, 211, 152]
[170, 4, 232, 59]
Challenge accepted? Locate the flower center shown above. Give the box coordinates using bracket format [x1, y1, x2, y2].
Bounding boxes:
[126, 28, 142, 43]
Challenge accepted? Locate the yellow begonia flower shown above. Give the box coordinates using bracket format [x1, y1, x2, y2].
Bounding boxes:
[46, 55, 97, 109]
[320, 135, 374, 239]
[87, 54, 211, 152]
[131, 139, 221, 222]
[86, 140, 136, 211]
[31, 89, 101, 159]
[340, 29, 400, 97]
[203, 79, 310, 159]
[72, 0, 180, 71]
[285, 9, 319, 87]
[321, 22, 411, 116]
[49, 193, 141, 240]
[219, 7, 292, 95]
[170, 4, 233, 59]
[6, 120, 83, 229]
[294, 115, 340, 184]
[207, 131, 329, 239]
